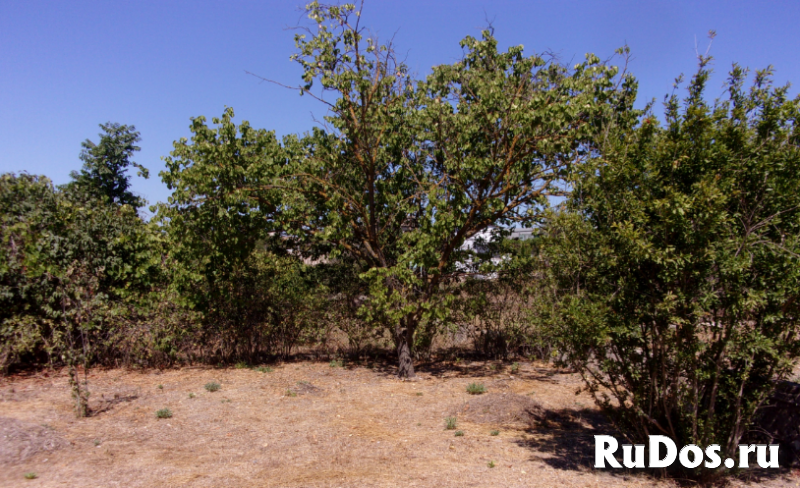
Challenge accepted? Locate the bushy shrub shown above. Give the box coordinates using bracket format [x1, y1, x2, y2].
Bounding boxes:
[0, 173, 165, 372]
[155, 408, 173, 419]
[552, 59, 800, 479]
[156, 110, 329, 363]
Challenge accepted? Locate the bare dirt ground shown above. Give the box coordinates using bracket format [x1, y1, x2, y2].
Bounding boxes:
[0, 360, 796, 487]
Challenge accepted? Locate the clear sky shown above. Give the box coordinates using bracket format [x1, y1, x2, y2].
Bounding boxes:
[2, 0, 798, 211]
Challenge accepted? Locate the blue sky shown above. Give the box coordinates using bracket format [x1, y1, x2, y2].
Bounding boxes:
[2, 0, 798, 211]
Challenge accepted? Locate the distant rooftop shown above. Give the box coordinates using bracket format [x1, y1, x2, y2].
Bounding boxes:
[508, 228, 534, 240]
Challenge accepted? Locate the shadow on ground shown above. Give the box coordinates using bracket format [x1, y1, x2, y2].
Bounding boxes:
[352, 354, 575, 383]
[515, 406, 616, 471]
[90, 393, 139, 416]
[516, 406, 796, 486]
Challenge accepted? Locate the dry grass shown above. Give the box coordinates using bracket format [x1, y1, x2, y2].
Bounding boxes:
[0, 360, 795, 487]
[0, 417, 67, 463]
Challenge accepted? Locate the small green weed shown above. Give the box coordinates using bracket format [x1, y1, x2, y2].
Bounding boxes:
[254, 366, 273, 373]
[205, 382, 221, 392]
[415, 392, 423, 396]
[221, 398, 231, 404]
[329, 359, 343, 368]
[93, 439, 101, 446]
[156, 408, 173, 419]
[510, 362, 520, 373]
[466, 383, 486, 395]
[188, 392, 195, 399]
[157, 384, 163, 390]
[24, 472, 37, 480]
[454, 430, 464, 437]
[234, 361, 249, 369]
[490, 430, 500, 436]
[487, 460, 496, 468]
[445, 416, 457, 430]
[286, 389, 297, 397]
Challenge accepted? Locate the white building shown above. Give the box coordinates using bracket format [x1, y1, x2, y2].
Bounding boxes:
[456, 226, 534, 278]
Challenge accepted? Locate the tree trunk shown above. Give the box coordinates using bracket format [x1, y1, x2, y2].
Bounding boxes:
[68, 362, 89, 418]
[396, 318, 416, 378]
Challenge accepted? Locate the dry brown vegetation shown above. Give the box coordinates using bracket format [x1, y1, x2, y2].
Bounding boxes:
[0, 361, 796, 487]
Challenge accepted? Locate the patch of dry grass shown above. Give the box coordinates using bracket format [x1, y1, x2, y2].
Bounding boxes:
[0, 361, 793, 487]
[0, 417, 67, 463]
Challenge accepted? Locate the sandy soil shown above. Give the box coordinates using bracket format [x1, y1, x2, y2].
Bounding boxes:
[0, 360, 795, 487]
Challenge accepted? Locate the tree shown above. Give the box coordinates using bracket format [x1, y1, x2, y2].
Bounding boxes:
[0, 172, 162, 371]
[69, 122, 148, 207]
[550, 56, 800, 478]
[156, 109, 322, 361]
[158, 108, 283, 317]
[268, 2, 634, 376]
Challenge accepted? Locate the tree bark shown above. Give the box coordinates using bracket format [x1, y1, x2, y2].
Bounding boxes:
[396, 318, 416, 378]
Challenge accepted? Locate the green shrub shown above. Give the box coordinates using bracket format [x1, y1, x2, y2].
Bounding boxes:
[466, 383, 486, 395]
[487, 461, 495, 468]
[157, 118, 328, 362]
[234, 362, 249, 369]
[552, 58, 800, 480]
[0, 172, 166, 373]
[444, 416, 457, 430]
[156, 408, 172, 419]
[24, 472, 37, 479]
[204, 382, 221, 392]
[254, 366, 272, 373]
[454, 430, 464, 437]
[490, 430, 499, 436]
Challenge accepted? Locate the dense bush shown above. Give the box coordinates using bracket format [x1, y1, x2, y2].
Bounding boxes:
[0, 173, 165, 371]
[550, 59, 800, 478]
[156, 109, 326, 362]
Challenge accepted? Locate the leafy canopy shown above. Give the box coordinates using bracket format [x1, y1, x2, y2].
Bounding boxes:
[69, 122, 148, 207]
[550, 55, 800, 477]
[0, 172, 162, 370]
